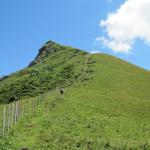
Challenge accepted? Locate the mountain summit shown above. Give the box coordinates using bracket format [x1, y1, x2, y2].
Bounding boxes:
[0, 41, 88, 103]
[0, 41, 150, 149]
[29, 41, 60, 67]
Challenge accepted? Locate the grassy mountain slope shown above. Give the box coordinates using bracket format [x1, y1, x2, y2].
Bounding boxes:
[0, 41, 88, 103]
[1, 42, 150, 149]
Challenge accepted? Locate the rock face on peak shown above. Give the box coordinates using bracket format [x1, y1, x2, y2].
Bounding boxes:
[29, 41, 63, 67]
[0, 41, 88, 103]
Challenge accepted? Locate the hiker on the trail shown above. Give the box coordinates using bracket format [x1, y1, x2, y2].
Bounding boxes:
[60, 88, 64, 95]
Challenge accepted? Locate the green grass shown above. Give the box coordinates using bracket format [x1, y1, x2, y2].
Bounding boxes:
[0, 41, 87, 103]
[1, 53, 149, 149]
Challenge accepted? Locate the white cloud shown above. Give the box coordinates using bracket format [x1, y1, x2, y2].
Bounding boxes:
[98, 0, 150, 53]
[90, 50, 101, 54]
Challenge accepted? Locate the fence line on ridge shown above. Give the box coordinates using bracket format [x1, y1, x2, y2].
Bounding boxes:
[0, 93, 48, 137]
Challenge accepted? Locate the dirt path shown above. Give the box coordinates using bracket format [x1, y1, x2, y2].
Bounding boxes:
[83, 54, 91, 74]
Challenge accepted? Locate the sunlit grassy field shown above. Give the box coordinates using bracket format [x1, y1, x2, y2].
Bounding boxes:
[4, 54, 150, 149]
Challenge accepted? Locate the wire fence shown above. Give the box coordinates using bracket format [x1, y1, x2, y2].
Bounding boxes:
[0, 93, 47, 138]
[0, 55, 90, 138]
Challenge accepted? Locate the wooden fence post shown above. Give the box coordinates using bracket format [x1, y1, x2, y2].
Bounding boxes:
[18, 101, 20, 120]
[2, 105, 6, 137]
[11, 102, 15, 128]
[1, 92, 49, 137]
[14, 101, 17, 124]
[7, 104, 11, 132]
[21, 103, 24, 118]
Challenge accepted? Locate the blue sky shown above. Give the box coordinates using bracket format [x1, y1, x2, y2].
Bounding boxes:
[0, 0, 150, 76]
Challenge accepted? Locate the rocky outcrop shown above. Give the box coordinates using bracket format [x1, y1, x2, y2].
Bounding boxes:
[29, 40, 62, 67]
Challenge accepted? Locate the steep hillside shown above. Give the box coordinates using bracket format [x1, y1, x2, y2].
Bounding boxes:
[1, 42, 150, 149]
[0, 41, 89, 103]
